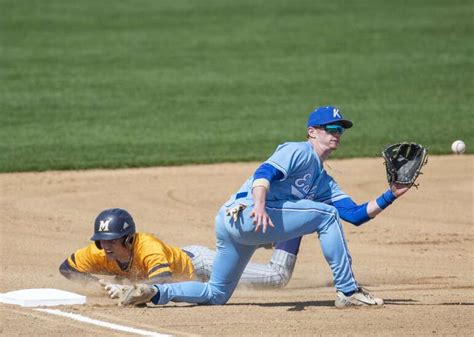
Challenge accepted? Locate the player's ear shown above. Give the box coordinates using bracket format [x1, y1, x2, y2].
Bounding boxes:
[124, 234, 134, 248]
[307, 126, 317, 139]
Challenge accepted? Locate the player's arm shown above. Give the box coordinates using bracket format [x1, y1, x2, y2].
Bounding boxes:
[251, 143, 305, 230]
[147, 272, 174, 284]
[59, 256, 99, 282]
[333, 189, 399, 226]
[250, 163, 283, 233]
[146, 265, 174, 284]
[59, 245, 109, 283]
[143, 250, 176, 284]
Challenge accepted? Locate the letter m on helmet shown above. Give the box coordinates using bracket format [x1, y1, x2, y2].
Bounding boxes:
[98, 219, 111, 232]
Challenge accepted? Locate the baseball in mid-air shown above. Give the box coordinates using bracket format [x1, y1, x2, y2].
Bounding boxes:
[451, 140, 466, 154]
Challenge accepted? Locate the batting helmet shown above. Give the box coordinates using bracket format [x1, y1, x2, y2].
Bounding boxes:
[90, 208, 136, 249]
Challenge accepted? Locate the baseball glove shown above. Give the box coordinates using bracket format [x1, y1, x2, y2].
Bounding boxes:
[382, 142, 428, 187]
[118, 284, 158, 306]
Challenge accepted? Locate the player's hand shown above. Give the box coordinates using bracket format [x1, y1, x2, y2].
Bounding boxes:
[390, 182, 410, 198]
[99, 279, 126, 299]
[106, 284, 126, 299]
[250, 205, 275, 233]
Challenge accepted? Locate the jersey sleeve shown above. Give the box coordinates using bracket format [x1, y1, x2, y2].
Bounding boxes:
[144, 255, 173, 279]
[253, 163, 284, 182]
[316, 171, 350, 204]
[135, 237, 173, 279]
[67, 244, 106, 274]
[59, 259, 99, 281]
[265, 142, 310, 180]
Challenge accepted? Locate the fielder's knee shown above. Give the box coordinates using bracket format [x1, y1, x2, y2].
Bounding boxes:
[207, 284, 233, 305]
[317, 205, 341, 232]
[325, 205, 339, 219]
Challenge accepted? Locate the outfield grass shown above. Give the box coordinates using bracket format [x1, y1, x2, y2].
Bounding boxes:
[1, 0, 472, 172]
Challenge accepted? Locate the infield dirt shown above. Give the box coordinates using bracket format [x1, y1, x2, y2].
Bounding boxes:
[1, 156, 473, 336]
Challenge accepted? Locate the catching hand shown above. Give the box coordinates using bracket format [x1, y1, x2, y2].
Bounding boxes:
[390, 182, 411, 198]
[382, 142, 428, 189]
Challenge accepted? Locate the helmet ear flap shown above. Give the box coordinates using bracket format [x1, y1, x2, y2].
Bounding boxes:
[95, 236, 132, 250]
[124, 234, 134, 248]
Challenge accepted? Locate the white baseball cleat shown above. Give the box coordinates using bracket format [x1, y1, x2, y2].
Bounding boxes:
[335, 288, 384, 308]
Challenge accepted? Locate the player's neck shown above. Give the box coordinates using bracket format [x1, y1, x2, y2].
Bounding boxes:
[116, 250, 132, 264]
[310, 140, 332, 162]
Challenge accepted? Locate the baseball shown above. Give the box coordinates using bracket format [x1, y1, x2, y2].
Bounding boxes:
[451, 140, 466, 154]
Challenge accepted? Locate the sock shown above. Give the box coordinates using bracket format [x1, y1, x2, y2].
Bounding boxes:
[275, 236, 303, 255]
[151, 286, 161, 305]
[342, 290, 356, 297]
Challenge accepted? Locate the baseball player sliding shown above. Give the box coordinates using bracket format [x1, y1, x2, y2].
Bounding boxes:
[115, 106, 414, 308]
[59, 208, 300, 297]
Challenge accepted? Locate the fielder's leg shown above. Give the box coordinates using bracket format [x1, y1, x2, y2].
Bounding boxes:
[222, 199, 359, 294]
[153, 210, 257, 305]
[183, 239, 301, 288]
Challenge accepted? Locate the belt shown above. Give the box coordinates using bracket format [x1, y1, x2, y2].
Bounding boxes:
[182, 249, 195, 258]
[235, 192, 248, 200]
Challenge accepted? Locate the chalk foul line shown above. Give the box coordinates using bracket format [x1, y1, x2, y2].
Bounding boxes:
[35, 308, 171, 337]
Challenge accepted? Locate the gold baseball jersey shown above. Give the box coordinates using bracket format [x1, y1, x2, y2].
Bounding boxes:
[67, 233, 195, 281]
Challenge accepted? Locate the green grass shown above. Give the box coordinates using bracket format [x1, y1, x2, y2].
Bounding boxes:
[1, 0, 472, 172]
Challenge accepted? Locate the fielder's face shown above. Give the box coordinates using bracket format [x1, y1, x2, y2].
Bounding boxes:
[308, 125, 343, 150]
[100, 239, 130, 262]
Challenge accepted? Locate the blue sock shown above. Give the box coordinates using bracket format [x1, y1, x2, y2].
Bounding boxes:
[342, 290, 356, 297]
[275, 236, 302, 255]
[151, 286, 161, 305]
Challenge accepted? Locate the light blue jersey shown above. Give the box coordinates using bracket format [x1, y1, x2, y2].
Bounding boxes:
[153, 141, 360, 306]
[234, 141, 348, 203]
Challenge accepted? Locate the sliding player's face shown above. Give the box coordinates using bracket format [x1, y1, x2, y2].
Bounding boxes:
[100, 238, 129, 261]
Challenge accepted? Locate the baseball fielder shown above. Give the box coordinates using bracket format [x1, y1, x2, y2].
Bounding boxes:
[60, 208, 299, 297]
[117, 106, 413, 308]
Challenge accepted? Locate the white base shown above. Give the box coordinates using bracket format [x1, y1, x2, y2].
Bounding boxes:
[0, 288, 86, 307]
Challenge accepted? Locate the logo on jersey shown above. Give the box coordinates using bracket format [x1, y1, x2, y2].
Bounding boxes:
[291, 173, 317, 200]
[98, 219, 111, 232]
[333, 108, 341, 118]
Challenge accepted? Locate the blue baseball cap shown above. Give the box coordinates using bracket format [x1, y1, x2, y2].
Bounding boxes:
[307, 106, 353, 129]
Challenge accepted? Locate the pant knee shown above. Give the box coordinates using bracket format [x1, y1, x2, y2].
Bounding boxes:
[209, 292, 231, 305]
[276, 271, 292, 288]
[267, 263, 295, 288]
[207, 284, 233, 305]
[318, 206, 340, 231]
[325, 205, 339, 220]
